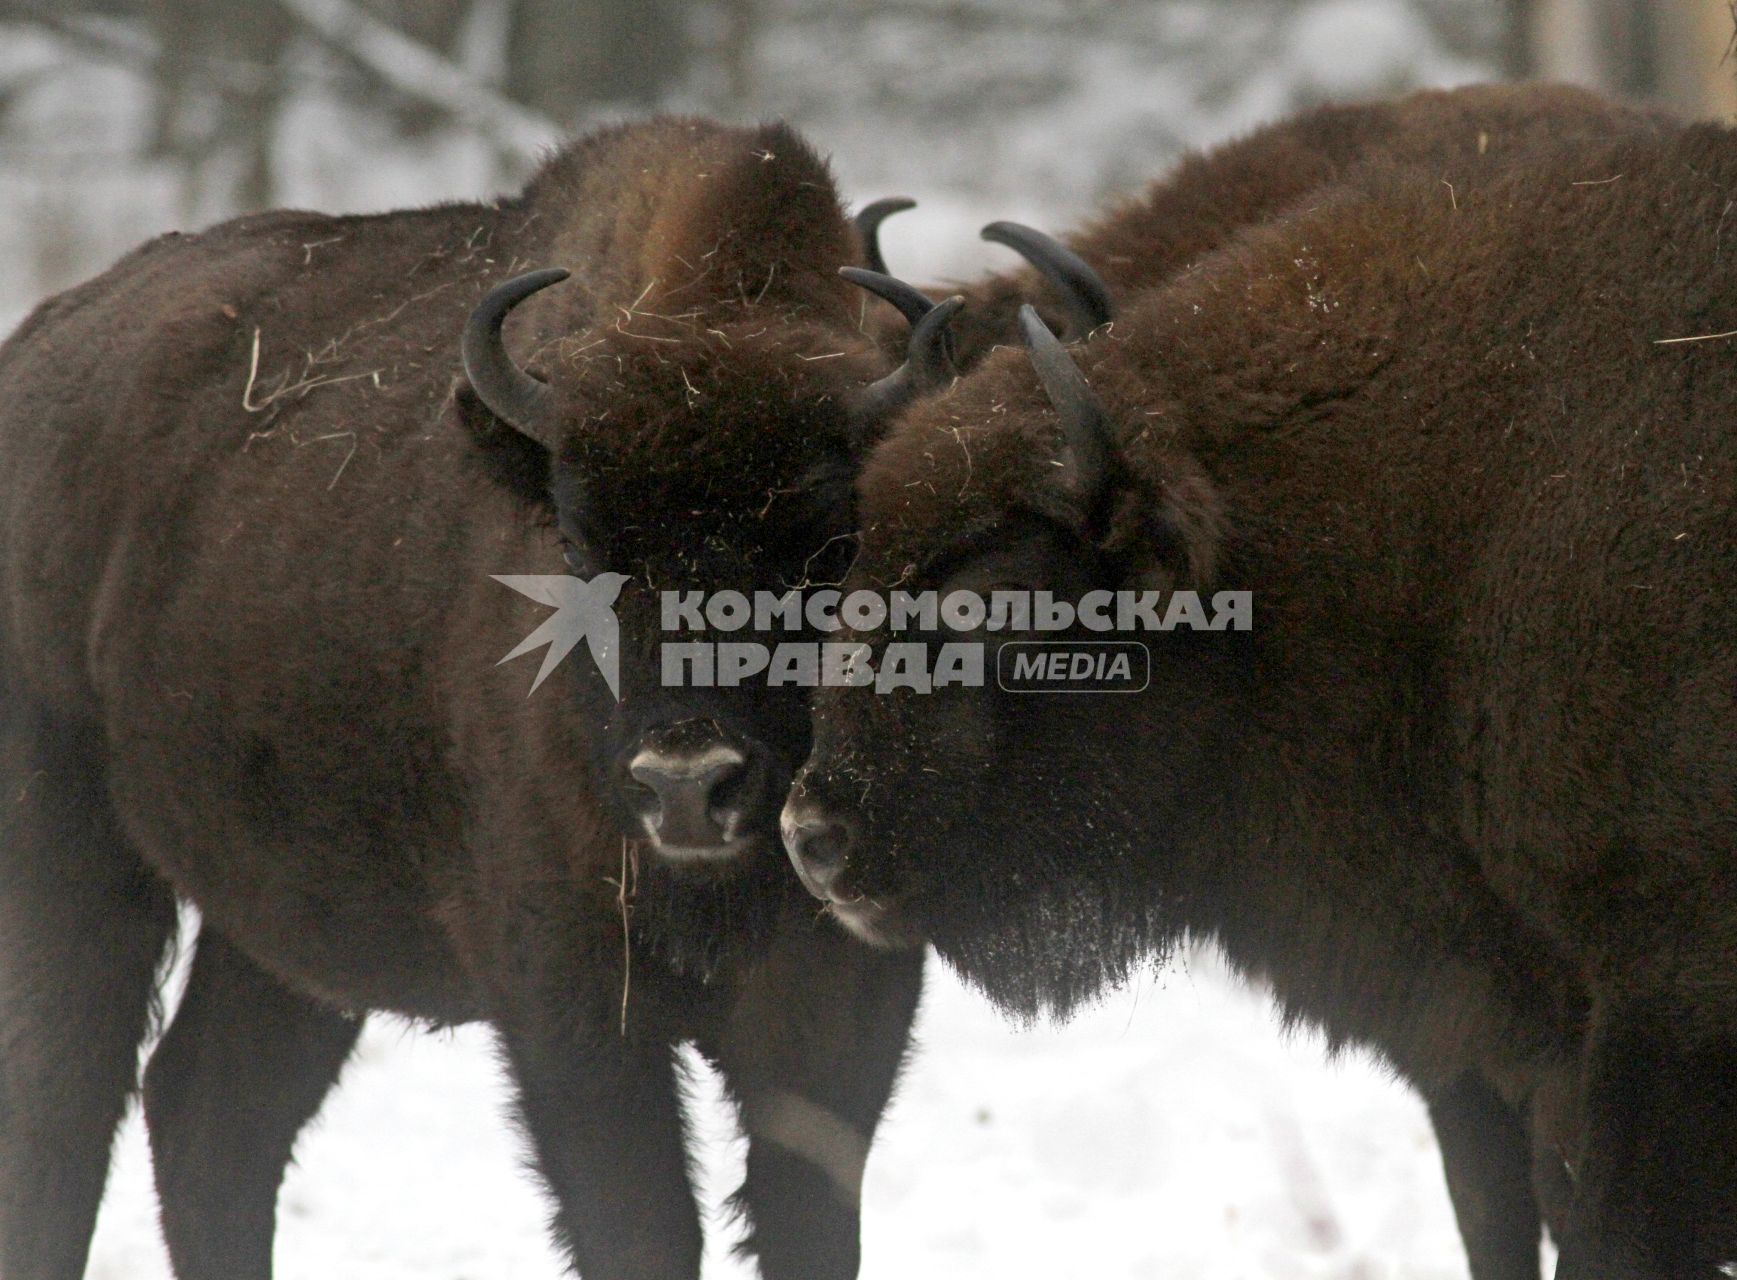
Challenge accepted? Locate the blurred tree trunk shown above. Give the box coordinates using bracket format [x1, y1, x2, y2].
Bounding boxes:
[142, 0, 294, 211]
[505, 0, 691, 119]
[357, 0, 474, 133]
[1652, 0, 1737, 120]
[718, 0, 757, 112]
[1510, 0, 1736, 120]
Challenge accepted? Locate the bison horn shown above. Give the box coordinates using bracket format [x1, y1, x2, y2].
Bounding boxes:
[1018, 304, 1113, 517]
[462, 268, 570, 444]
[843, 272, 964, 433]
[983, 222, 1113, 340]
[855, 197, 916, 276]
[839, 265, 935, 327]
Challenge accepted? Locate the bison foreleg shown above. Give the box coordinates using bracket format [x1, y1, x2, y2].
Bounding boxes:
[1428, 1071, 1545, 1280]
[496, 986, 703, 1280]
[141, 928, 362, 1280]
[706, 914, 924, 1280]
[0, 710, 178, 1280]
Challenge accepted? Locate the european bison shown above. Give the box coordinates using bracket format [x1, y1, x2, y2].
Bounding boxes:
[841, 80, 1669, 1280]
[786, 116, 1737, 1275]
[0, 117, 953, 1280]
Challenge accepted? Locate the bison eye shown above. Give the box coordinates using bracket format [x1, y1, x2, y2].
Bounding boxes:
[561, 534, 605, 577]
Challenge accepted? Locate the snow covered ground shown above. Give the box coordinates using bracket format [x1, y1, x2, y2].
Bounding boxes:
[85, 939, 1523, 1280]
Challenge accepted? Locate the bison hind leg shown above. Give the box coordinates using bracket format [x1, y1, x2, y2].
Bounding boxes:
[0, 707, 178, 1280]
[142, 928, 362, 1280]
[1558, 984, 1737, 1278]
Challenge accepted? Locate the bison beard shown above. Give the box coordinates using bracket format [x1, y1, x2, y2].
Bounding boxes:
[627, 841, 788, 980]
[0, 116, 943, 1280]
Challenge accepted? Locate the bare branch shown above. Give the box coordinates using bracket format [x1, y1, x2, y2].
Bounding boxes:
[270, 0, 562, 158]
[0, 2, 294, 96]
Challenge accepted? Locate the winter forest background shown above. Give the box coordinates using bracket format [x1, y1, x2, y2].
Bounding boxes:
[4, 0, 1733, 332]
[3, 1, 1732, 1277]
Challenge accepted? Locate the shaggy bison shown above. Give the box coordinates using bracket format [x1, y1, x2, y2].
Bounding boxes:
[786, 118, 1737, 1275]
[0, 117, 952, 1280]
[839, 80, 1669, 1280]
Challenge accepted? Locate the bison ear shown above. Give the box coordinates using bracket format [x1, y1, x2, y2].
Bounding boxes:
[453, 379, 555, 509]
[1102, 461, 1224, 596]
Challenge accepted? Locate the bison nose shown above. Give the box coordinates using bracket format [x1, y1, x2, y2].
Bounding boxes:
[780, 797, 858, 902]
[627, 742, 750, 858]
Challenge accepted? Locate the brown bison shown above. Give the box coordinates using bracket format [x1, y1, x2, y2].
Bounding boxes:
[861, 82, 1670, 368]
[0, 117, 958, 1280]
[786, 114, 1737, 1275]
[838, 81, 1669, 1280]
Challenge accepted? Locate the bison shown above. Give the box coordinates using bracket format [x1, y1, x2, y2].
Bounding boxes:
[785, 115, 1737, 1275]
[838, 81, 1669, 1280]
[0, 117, 958, 1280]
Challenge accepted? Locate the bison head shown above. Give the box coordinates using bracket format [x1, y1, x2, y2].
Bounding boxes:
[457, 248, 960, 878]
[781, 291, 1240, 1017]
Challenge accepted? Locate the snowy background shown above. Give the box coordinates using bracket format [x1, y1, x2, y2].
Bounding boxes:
[0, 0, 1694, 1275]
[87, 935, 1490, 1280]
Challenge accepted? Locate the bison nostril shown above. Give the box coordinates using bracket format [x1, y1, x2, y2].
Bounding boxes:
[781, 802, 858, 901]
[707, 756, 751, 815]
[796, 820, 852, 871]
[626, 743, 750, 852]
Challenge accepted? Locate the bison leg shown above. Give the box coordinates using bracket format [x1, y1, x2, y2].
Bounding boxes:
[1555, 989, 1737, 1279]
[704, 914, 924, 1280]
[1428, 1071, 1544, 1280]
[0, 712, 177, 1280]
[493, 957, 703, 1279]
[142, 928, 362, 1280]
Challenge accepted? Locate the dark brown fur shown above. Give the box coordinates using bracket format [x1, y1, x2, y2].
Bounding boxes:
[848, 80, 1668, 1280]
[933, 83, 1672, 365]
[794, 117, 1737, 1276]
[0, 118, 922, 1280]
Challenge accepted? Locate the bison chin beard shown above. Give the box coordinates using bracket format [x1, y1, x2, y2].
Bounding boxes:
[887, 804, 1178, 1023]
[921, 877, 1176, 1023]
[627, 842, 791, 981]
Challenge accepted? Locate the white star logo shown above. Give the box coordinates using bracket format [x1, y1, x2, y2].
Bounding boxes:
[492, 572, 630, 698]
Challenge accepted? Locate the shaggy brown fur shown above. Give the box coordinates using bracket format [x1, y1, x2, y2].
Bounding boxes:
[931, 82, 1671, 365]
[791, 118, 1737, 1276]
[846, 81, 1667, 1280]
[0, 118, 922, 1280]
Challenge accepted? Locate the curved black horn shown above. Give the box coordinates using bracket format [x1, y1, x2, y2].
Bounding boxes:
[840, 266, 934, 327]
[462, 267, 570, 441]
[1018, 304, 1113, 514]
[848, 294, 965, 431]
[983, 221, 1113, 339]
[855, 196, 916, 276]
